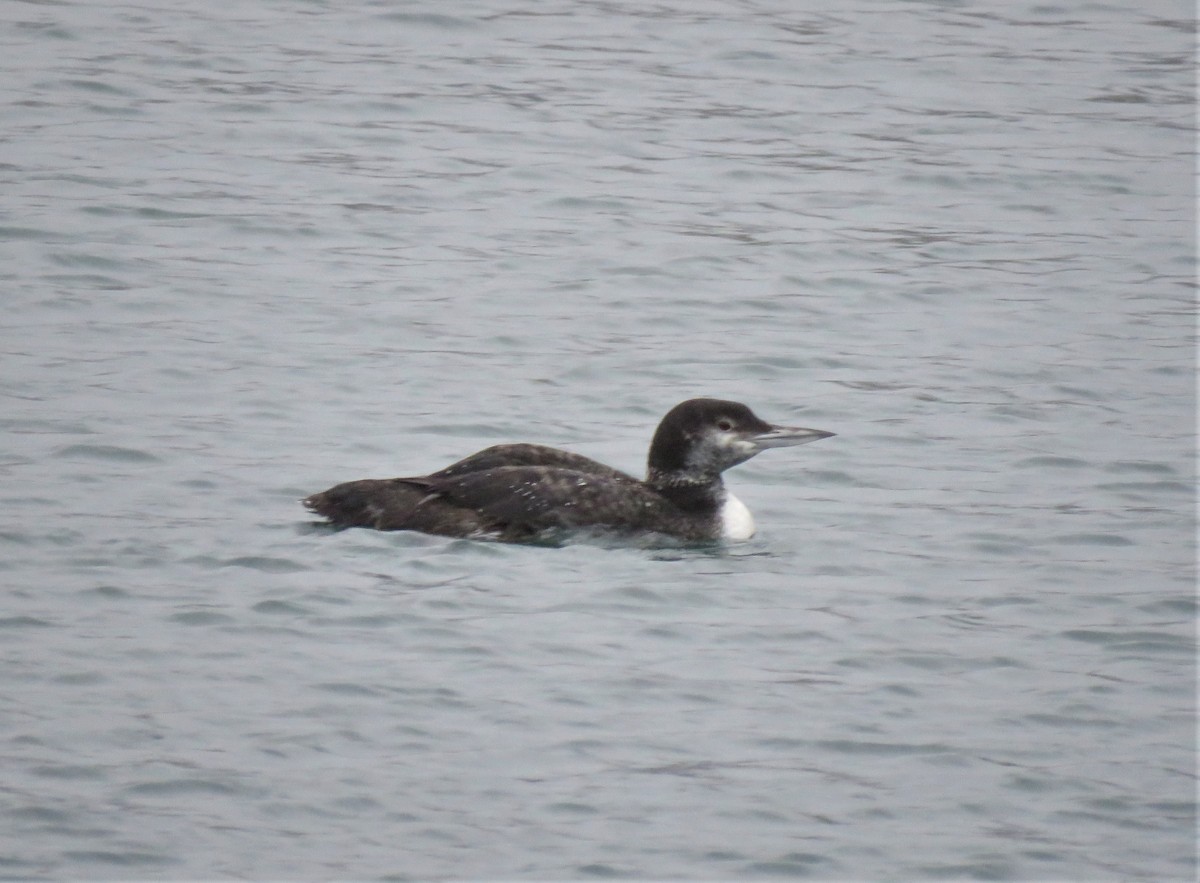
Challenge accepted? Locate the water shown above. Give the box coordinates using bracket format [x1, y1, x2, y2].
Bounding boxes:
[1, 0, 1194, 879]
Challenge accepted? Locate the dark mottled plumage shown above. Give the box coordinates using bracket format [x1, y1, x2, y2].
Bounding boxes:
[303, 398, 833, 543]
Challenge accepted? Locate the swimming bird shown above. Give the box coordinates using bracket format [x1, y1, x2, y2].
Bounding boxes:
[303, 398, 833, 543]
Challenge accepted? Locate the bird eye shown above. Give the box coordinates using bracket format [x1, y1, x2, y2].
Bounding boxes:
[717, 419, 734, 431]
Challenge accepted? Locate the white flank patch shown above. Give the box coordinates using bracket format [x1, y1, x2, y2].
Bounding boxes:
[720, 490, 756, 541]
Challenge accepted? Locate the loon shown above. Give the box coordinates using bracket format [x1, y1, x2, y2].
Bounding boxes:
[303, 398, 833, 544]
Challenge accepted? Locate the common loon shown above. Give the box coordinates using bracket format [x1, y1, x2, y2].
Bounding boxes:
[303, 398, 833, 544]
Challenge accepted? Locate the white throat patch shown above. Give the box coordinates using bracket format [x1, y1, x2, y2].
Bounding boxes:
[719, 490, 756, 541]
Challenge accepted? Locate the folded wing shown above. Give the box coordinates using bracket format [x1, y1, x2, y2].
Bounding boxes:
[420, 466, 668, 537]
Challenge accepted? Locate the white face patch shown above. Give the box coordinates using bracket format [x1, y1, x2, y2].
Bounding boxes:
[719, 490, 756, 541]
[688, 431, 760, 475]
[721, 431, 759, 459]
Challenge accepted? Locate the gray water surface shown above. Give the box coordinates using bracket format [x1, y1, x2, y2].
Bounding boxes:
[1, 0, 1195, 879]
